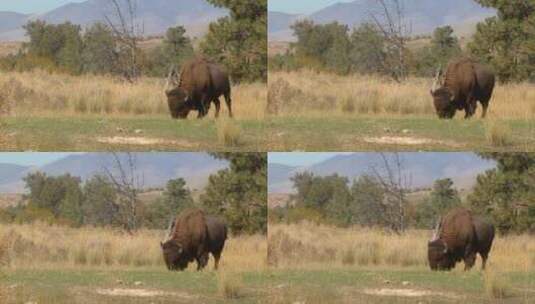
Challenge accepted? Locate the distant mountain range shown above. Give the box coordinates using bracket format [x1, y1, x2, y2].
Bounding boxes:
[0, 153, 227, 193]
[268, 153, 496, 193]
[269, 0, 496, 41]
[0, 0, 227, 41]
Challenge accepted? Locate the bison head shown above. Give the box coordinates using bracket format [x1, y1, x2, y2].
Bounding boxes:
[431, 87, 456, 119]
[430, 67, 456, 119]
[165, 87, 192, 119]
[161, 240, 189, 271]
[427, 239, 455, 271]
[164, 67, 191, 119]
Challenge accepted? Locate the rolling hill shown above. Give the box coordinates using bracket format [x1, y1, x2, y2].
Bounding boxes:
[268, 153, 496, 193]
[0, 153, 227, 193]
[268, 0, 496, 41]
[0, 0, 227, 41]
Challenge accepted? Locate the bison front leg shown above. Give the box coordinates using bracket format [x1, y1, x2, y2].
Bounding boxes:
[463, 244, 477, 271]
[464, 94, 477, 119]
[197, 94, 212, 119]
[196, 253, 209, 271]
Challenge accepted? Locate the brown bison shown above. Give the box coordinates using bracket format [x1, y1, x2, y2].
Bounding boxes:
[165, 58, 232, 119]
[430, 58, 495, 119]
[428, 208, 495, 271]
[160, 209, 228, 271]
[161, 208, 208, 271]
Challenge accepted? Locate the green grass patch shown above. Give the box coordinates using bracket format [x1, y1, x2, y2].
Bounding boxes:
[2, 115, 535, 151]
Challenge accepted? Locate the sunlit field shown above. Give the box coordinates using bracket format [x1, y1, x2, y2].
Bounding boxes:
[264, 70, 535, 151]
[1, 68, 535, 151]
[0, 223, 268, 303]
[0, 70, 267, 151]
[0, 70, 266, 120]
[266, 222, 535, 303]
[269, 70, 535, 119]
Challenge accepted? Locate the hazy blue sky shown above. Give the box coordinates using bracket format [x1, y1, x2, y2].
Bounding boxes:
[269, 153, 354, 167]
[0, 153, 81, 167]
[0, 0, 85, 14]
[269, 0, 354, 14]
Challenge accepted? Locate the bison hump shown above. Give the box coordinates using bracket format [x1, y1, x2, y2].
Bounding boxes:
[170, 209, 208, 252]
[179, 58, 213, 93]
[439, 207, 476, 250]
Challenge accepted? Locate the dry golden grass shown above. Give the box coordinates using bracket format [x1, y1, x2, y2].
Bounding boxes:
[269, 222, 535, 272]
[485, 119, 513, 147]
[269, 70, 535, 119]
[0, 223, 267, 272]
[217, 270, 245, 299]
[216, 118, 243, 146]
[484, 268, 513, 299]
[0, 70, 266, 120]
[0, 42, 21, 57]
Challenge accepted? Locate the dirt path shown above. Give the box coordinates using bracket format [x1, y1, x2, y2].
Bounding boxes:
[96, 136, 197, 148]
[95, 288, 198, 300]
[362, 288, 461, 299]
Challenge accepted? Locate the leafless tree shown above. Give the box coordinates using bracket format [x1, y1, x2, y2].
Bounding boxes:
[369, 153, 412, 233]
[104, 0, 144, 82]
[369, 0, 412, 82]
[104, 152, 144, 233]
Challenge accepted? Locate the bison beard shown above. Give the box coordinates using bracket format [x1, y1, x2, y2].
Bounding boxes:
[164, 58, 232, 119]
[428, 208, 495, 271]
[430, 58, 495, 119]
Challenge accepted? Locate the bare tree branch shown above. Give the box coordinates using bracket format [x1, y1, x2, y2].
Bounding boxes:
[368, 0, 412, 82]
[369, 153, 412, 233]
[104, 0, 143, 82]
[103, 152, 144, 233]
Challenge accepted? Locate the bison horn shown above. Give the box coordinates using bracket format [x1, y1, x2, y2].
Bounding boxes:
[431, 66, 442, 93]
[165, 65, 179, 92]
[431, 218, 442, 241]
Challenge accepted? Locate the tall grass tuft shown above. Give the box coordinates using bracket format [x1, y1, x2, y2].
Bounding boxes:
[484, 269, 512, 299]
[217, 271, 244, 299]
[217, 119, 242, 147]
[485, 119, 512, 147]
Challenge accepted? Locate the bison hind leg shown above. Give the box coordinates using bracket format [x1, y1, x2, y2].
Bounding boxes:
[479, 98, 491, 119]
[480, 252, 489, 270]
[213, 98, 221, 118]
[224, 93, 233, 118]
[213, 251, 222, 270]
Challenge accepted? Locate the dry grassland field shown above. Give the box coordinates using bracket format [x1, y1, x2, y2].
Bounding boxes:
[0, 70, 267, 151]
[267, 70, 535, 151]
[0, 223, 268, 304]
[268, 222, 535, 304]
[2, 68, 535, 151]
